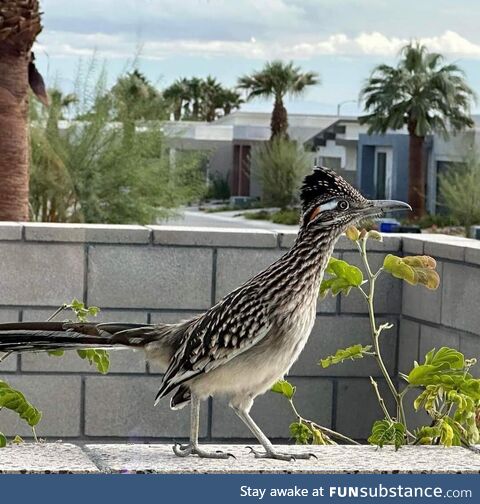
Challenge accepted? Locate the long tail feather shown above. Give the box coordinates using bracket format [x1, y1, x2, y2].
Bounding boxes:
[0, 321, 161, 353]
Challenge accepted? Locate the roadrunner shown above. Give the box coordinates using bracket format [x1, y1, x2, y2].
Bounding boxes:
[0, 167, 410, 460]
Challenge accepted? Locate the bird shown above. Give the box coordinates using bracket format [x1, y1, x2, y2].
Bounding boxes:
[0, 167, 410, 460]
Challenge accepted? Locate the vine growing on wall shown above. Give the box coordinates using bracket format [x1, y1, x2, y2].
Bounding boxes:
[273, 227, 480, 449]
[0, 300, 109, 446]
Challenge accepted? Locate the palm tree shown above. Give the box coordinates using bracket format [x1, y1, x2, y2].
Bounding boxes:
[163, 78, 189, 121]
[218, 88, 243, 116]
[0, 0, 45, 221]
[237, 60, 320, 139]
[360, 42, 475, 217]
[201, 76, 223, 122]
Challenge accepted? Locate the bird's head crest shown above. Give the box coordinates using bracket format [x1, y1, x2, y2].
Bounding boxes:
[299, 166, 411, 230]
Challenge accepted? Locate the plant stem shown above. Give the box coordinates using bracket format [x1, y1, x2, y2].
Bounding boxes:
[288, 399, 360, 445]
[369, 377, 392, 421]
[0, 351, 12, 363]
[357, 238, 408, 431]
[46, 304, 67, 322]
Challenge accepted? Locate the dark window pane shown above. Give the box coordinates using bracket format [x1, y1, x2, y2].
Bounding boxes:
[376, 152, 386, 200]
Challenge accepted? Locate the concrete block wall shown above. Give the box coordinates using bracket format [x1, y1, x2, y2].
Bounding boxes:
[0, 223, 477, 443]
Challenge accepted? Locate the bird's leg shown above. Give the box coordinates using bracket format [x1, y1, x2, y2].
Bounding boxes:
[173, 394, 234, 459]
[232, 404, 317, 461]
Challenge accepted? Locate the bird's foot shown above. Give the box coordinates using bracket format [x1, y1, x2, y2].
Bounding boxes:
[246, 446, 317, 462]
[173, 443, 235, 459]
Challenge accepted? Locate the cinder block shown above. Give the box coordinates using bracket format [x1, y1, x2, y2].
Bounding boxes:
[336, 378, 395, 440]
[340, 252, 401, 314]
[398, 319, 419, 374]
[84, 376, 208, 438]
[0, 309, 19, 371]
[291, 315, 397, 377]
[460, 334, 480, 377]
[464, 242, 480, 266]
[424, 239, 466, 262]
[419, 325, 460, 362]
[23, 223, 151, 244]
[402, 236, 424, 255]
[88, 245, 212, 310]
[20, 309, 148, 373]
[278, 231, 298, 249]
[149, 226, 277, 248]
[0, 375, 81, 437]
[402, 262, 443, 324]
[215, 248, 283, 300]
[211, 377, 332, 439]
[335, 234, 401, 252]
[441, 262, 480, 335]
[0, 222, 23, 241]
[0, 243, 84, 306]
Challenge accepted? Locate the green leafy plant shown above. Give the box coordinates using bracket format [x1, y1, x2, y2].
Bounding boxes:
[0, 298, 111, 447]
[46, 299, 109, 374]
[272, 226, 479, 449]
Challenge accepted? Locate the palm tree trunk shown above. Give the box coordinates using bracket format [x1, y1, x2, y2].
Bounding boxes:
[408, 132, 426, 217]
[270, 97, 289, 140]
[0, 51, 30, 220]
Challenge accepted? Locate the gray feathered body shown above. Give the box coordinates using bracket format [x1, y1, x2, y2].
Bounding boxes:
[150, 227, 338, 410]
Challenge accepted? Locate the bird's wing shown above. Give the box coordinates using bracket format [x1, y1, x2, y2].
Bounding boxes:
[155, 285, 270, 403]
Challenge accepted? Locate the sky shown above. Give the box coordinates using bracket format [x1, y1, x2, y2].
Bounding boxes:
[34, 0, 480, 115]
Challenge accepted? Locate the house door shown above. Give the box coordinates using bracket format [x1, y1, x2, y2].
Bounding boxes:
[374, 148, 393, 199]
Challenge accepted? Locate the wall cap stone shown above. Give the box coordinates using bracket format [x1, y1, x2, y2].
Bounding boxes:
[148, 225, 278, 248]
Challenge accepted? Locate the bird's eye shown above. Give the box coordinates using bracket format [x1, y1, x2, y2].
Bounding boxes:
[337, 200, 349, 211]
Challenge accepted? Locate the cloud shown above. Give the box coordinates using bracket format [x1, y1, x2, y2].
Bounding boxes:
[34, 30, 480, 62]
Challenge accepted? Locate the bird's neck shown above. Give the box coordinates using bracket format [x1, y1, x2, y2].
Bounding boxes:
[274, 225, 341, 297]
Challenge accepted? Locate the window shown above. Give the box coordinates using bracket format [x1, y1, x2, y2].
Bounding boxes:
[375, 152, 387, 199]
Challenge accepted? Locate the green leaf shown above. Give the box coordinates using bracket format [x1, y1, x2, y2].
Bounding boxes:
[11, 435, 24, 445]
[368, 419, 405, 450]
[408, 347, 466, 387]
[271, 379, 296, 400]
[311, 426, 327, 445]
[76, 349, 110, 374]
[320, 257, 364, 298]
[0, 380, 42, 427]
[383, 254, 440, 289]
[0, 433, 6, 448]
[414, 425, 441, 445]
[345, 226, 360, 241]
[66, 299, 100, 323]
[320, 344, 372, 368]
[289, 422, 312, 445]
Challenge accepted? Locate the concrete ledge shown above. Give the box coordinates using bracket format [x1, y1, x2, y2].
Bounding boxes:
[0, 443, 99, 473]
[1, 443, 478, 474]
[149, 225, 278, 248]
[23, 223, 151, 244]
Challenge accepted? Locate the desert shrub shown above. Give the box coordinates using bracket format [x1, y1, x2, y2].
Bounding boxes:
[439, 152, 480, 235]
[251, 138, 311, 208]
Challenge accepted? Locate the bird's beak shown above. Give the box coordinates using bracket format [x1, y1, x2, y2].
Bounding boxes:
[359, 199, 412, 218]
[370, 200, 412, 212]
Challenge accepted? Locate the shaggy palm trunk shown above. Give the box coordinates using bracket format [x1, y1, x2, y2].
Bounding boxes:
[407, 131, 426, 218]
[270, 97, 289, 140]
[0, 0, 42, 221]
[0, 51, 31, 221]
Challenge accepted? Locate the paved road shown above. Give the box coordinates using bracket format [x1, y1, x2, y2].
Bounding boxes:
[162, 208, 299, 232]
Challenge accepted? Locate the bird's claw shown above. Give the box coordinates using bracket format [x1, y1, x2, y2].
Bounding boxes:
[246, 446, 317, 461]
[172, 443, 235, 459]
